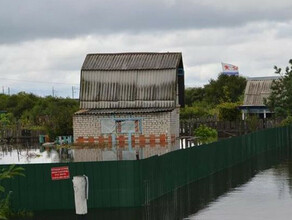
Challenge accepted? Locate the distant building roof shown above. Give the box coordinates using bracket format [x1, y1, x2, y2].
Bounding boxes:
[81, 52, 182, 71]
[246, 76, 280, 81]
[242, 76, 280, 107]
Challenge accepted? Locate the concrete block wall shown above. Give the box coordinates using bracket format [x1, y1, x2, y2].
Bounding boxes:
[170, 108, 180, 149]
[73, 109, 180, 160]
[73, 115, 101, 138]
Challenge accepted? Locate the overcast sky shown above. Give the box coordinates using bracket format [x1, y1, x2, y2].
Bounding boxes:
[0, 0, 291, 97]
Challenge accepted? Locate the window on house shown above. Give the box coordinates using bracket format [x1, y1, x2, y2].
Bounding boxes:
[101, 119, 141, 134]
[116, 120, 141, 133]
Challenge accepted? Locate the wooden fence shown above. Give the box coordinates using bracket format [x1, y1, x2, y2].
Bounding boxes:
[0, 127, 44, 146]
[180, 118, 282, 140]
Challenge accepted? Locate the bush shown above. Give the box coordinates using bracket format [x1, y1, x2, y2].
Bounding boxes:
[180, 106, 210, 120]
[280, 116, 292, 126]
[217, 102, 240, 121]
[246, 115, 259, 132]
[194, 124, 218, 144]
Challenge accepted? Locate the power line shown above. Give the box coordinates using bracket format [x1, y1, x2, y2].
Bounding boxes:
[1, 85, 80, 98]
[72, 86, 78, 99]
[0, 77, 79, 85]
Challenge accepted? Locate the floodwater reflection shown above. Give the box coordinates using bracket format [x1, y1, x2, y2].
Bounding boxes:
[0, 145, 73, 164]
[191, 158, 292, 219]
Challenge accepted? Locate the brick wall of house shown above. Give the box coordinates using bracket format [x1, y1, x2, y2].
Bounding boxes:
[170, 107, 180, 149]
[73, 109, 180, 161]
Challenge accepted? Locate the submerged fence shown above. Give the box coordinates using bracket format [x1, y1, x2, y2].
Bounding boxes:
[1, 125, 292, 211]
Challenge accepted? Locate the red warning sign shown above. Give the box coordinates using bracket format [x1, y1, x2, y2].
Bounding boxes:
[51, 166, 70, 180]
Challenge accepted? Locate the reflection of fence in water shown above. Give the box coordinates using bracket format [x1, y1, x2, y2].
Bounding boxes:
[0, 144, 73, 163]
[0, 128, 44, 146]
[0, 144, 40, 163]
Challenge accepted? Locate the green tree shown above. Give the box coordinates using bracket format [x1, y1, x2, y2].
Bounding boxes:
[43, 98, 79, 138]
[194, 124, 218, 144]
[217, 102, 241, 121]
[204, 74, 246, 105]
[0, 113, 16, 130]
[0, 95, 8, 110]
[0, 92, 79, 139]
[180, 106, 211, 119]
[185, 87, 205, 106]
[184, 74, 246, 110]
[265, 59, 292, 117]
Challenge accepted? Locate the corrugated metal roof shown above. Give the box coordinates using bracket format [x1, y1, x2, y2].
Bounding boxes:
[79, 69, 177, 109]
[81, 52, 182, 70]
[242, 77, 279, 106]
[74, 108, 175, 115]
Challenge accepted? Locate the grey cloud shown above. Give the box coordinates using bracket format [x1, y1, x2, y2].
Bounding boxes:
[1, 0, 292, 43]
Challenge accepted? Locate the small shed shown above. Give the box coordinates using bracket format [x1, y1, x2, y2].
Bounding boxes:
[239, 76, 279, 119]
[73, 52, 185, 160]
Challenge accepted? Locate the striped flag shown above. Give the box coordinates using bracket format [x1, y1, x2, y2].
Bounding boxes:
[221, 62, 239, 75]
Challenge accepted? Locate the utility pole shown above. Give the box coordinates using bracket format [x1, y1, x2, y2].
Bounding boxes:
[52, 87, 55, 97]
[72, 86, 78, 99]
[2, 86, 4, 94]
[8, 87, 10, 95]
[72, 86, 74, 99]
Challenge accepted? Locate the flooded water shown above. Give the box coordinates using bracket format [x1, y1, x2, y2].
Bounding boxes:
[0, 145, 73, 164]
[10, 148, 292, 220]
[191, 160, 292, 220]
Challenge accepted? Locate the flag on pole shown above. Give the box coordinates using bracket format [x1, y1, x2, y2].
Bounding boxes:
[221, 62, 239, 75]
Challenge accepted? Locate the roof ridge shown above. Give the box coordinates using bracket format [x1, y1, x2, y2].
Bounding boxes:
[86, 52, 182, 56]
[82, 52, 183, 70]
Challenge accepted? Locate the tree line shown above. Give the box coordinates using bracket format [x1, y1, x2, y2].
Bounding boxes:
[182, 74, 247, 121]
[0, 93, 79, 139]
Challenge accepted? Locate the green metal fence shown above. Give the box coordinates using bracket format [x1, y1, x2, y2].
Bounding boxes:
[1, 125, 292, 211]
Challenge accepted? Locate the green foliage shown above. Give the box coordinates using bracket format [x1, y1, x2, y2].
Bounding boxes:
[204, 74, 247, 105]
[246, 115, 259, 132]
[0, 92, 79, 139]
[0, 113, 16, 129]
[265, 59, 292, 117]
[185, 87, 205, 106]
[0, 165, 25, 181]
[280, 116, 292, 126]
[0, 165, 25, 193]
[180, 106, 211, 119]
[217, 102, 241, 121]
[0, 165, 25, 220]
[0, 192, 11, 220]
[183, 74, 246, 119]
[34, 97, 79, 139]
[194, 124, 218, 144]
